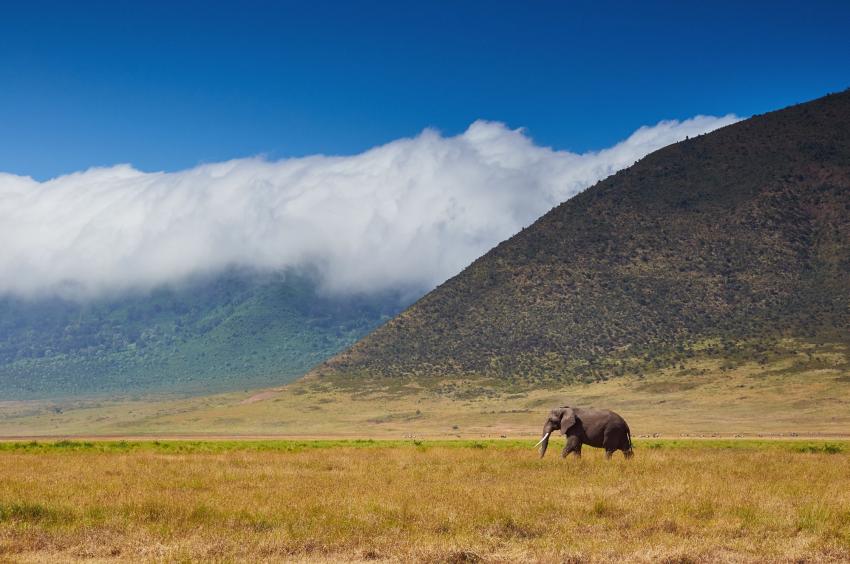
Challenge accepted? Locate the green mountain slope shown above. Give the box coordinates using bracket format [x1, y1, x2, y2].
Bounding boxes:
[317, 90, 850, 389]
[0, 272, 405, 399]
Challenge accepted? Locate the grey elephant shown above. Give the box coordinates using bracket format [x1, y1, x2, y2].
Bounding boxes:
[536, 406, 633, 459]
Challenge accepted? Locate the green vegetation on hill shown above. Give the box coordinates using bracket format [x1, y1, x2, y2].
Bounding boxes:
[0, 272, 405, 399]
[318, 90, 850, 389]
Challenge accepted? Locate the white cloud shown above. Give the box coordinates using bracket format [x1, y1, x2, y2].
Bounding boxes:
[0, 115, 739, 300]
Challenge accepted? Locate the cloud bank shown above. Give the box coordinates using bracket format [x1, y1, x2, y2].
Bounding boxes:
[0, 115, 739, 300]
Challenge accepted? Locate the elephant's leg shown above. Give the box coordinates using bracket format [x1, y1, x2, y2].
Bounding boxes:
[602, 428, 618, 460]
[603, 427, 630, 460]
[561, 435, 581, 458]
[620, 434, 634, 459]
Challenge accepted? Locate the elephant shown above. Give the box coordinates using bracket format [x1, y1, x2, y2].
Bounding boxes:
[536, 406, 633, 459]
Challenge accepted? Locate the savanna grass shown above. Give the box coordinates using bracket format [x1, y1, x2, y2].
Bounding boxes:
[0, 440, 848, 562]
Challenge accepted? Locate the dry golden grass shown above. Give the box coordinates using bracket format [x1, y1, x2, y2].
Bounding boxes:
[1, 440, 849, 562]
[1, 340, 847, 560]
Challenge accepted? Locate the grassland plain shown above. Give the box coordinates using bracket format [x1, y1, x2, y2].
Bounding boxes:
[0, 338, 847, 438]
[0, 439, 848, 562]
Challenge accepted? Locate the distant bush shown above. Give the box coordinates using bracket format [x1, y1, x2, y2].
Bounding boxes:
[793, 443, 843, 454]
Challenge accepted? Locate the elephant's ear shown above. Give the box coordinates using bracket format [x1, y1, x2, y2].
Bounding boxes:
[559, 408, 576, 434]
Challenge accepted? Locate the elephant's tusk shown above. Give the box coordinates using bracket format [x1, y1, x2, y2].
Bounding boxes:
[534, 432, 550, 447]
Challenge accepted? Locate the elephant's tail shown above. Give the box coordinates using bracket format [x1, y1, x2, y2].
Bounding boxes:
[626, 424, 633, 451]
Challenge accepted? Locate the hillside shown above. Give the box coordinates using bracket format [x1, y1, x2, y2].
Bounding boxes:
[0, 272, 405, 399]
[316, 90, 850, 390]
[0, 334, 848, 437]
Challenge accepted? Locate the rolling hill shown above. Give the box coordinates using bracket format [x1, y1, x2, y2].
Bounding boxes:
[0, 271, 406, 399]
[315, 90, 850, 391]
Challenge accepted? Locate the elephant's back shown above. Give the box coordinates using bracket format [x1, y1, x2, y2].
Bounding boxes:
[577, 407, 627, 423]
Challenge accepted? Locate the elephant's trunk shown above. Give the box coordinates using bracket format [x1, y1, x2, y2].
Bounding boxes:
[537, 431, 551, 458]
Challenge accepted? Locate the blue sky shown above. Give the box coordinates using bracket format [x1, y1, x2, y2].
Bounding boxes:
[1, 0, 849, 180]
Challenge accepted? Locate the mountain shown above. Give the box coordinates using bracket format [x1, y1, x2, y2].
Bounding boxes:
[316, 90, 850, 390]
[0, 271, 406, 399]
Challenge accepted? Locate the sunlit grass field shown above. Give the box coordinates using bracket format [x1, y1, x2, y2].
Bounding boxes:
[1, 439, 849, 562]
